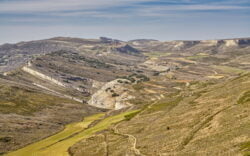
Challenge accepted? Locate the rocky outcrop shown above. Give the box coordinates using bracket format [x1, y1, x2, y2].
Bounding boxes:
[223, 39, 250, 47]
[21, 65, 84, 103]
[141, 60, 170, 72]
[200, 40, 219, 46]
[115, 44, 141, 55]
[224, 40, 238, 47]
[22, 66, 66, 87]
[130, 38, 250, 53]
[88, 79, 133, 110]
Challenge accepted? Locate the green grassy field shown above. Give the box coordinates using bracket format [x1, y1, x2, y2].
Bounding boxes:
[6, 110, 140, 156]
[241, 141, 250, 156]
[212, 65, 247, 74]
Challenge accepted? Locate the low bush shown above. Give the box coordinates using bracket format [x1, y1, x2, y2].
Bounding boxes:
[111, 93, 119, 97]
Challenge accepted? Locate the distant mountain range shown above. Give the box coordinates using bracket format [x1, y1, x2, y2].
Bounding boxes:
[1, 37, 250, 72]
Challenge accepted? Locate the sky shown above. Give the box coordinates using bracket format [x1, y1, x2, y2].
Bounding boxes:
[0, 0, 250, 44]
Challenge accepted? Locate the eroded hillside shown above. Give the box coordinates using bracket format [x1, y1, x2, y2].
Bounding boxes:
[70, 73, 250, 155]
[0, 37, 249, 155]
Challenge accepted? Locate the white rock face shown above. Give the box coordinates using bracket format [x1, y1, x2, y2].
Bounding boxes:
[92, 80, 105, 89]
[225, 40, 238, 47]
[132, 41, 140, 46]
[88, 79, 133, 110]
[142, 60, 170, 72]
[174, 42, 184, 49]
[22, 66, 66, 87]
[200, 40, 218, 46]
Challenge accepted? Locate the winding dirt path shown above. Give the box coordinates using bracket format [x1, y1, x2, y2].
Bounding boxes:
[113, 123, 144, 156]
[111, 97, 164, 156]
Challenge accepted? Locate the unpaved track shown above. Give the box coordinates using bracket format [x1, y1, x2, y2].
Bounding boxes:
[113, 122, 144, 156]
[111, 98, 163, 156]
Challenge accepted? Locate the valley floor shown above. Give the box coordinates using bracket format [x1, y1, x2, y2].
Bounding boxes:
[5, 73, 250, 156]
[6, 110, 139, 156]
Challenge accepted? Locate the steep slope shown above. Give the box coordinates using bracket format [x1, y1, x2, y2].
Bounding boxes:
[70, 73, 250, 156]
[1, 38, 146, 109]
[0, 37, 125, 72]
[0, 77, 102, 154]
[0, 37, 249, 155]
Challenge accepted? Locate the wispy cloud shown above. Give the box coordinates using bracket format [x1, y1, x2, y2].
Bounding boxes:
[154, 5, 250, 11]
[0, 0, 249, 43]
[48, 11, 130, 18]
[0, 0, 249, 15]
[135, 4, 250, 17]
[0, 0, 152, 13]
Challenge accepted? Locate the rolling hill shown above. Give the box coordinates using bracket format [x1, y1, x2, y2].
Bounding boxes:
[0, 37, 249, 155]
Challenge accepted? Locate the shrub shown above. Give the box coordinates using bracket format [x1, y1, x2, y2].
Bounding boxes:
[63, 79, 69, 83]
[111, 93, 119, 97]
[105, 87, 111, 92]
[117, 80, 123, 83]
[153, 72, 160, 76]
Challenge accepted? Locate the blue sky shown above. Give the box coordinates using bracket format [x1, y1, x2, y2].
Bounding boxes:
[0, 0, 250, 44]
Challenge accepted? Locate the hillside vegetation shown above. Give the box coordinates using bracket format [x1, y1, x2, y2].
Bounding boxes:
[69, 73, 250, 155]
[0, 80, 79, 115]
[0, 37, 249, 155]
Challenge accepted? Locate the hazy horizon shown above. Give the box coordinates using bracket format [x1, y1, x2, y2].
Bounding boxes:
[1, 0, 250, 44]
[1, 35, 250, 46]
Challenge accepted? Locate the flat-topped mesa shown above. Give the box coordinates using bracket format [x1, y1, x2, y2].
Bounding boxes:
[170, 39, 250, 48]
[200, 40, 220, 46]
[222, 39, 250, 47]
[224, 40, 238, 47]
